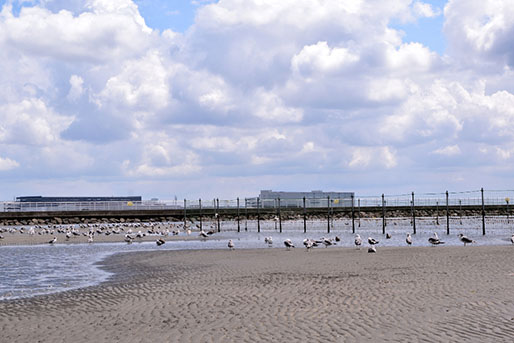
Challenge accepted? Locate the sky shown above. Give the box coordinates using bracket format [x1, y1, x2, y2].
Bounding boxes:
[1, 0, 514, 201]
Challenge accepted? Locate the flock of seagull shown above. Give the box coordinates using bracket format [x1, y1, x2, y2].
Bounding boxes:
[226, 232, 514, 252]
[1, 222, 513, 250]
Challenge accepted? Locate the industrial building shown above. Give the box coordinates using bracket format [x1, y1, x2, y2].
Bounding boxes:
[248, 190, 354, 208]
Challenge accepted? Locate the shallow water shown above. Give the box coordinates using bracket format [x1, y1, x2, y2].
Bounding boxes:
[1, 217, 513, 301]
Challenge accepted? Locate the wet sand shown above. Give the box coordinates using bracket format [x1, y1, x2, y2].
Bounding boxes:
[1, 246, 513, 342]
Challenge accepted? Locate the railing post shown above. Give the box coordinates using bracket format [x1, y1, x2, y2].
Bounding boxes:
[411, 192, 416, 234]
[303, 196, 306, 233]
[382, 194, 386, 235]
[278, 197, 282, 233]
[257, 197, 261, 233]
[327, 196, 330, 234]
[481, 188, 486, 235]
[446, 191, 450, 235]
[199, 198, 202, 230]
[351, 194, 355, 234]
[237, 197, 240, 233]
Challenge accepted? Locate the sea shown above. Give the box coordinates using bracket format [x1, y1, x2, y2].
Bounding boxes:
[1, 217, 513, 301]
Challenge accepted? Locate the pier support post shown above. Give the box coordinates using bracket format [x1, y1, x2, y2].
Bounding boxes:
[303, 196, 307, 233]
[184, 199, 187, 227]
[245, 198, 248, 231]
[278, 197, 282, 233]
[411, 192, 416, 234]
[351, 194, 355, 234]
[216, 198, 220, 232]
[481, 188, 486, 235]
[327, 196, 331, 234]
[199, 199, 202, 230]
[446, 191, 450, 235]
[382, 194, 386, 235]
[358, 199, 361, 227]
[237, 197, 240, 233]
[257, 197, 260, 233]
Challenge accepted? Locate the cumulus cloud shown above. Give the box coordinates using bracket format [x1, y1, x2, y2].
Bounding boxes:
[1, 0, 514, 198]
[0, 156, 19, 171]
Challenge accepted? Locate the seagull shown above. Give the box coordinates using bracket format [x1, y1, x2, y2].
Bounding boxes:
[355, 234, 362, 249]
[386, 233, 392, 239]
[428, 232, 444, 246]
[48, 237, 56, 244]
[322, 237, 333, 248]
[335, 236, 341, 242]
[228, 239, 234, 250]
[458, 233, 475, 246]
[284, 239, 295, 250]
[264, 236, 273, 246]
[368, 237, 379, 245]
[156, 238, 165, 246]
[199, 230, 208, 238]
[511, 234, 514, 244]
[368, 245, 377, 253]
[406, 233, 412, 246]
[303, 238, 317, 251]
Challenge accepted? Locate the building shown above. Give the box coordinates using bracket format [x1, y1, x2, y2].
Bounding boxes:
[248, 190, 354, 208]
[6, 196, 142, 212]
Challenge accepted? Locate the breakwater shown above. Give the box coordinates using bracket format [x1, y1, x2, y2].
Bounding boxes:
[0, 204, 511, 227]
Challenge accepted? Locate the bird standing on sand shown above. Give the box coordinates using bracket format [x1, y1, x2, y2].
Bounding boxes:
[228, 239, 234, 250]
[48, 237, 56, 244]
[368, 245, 377, 253]
[368, 237, 379, 245]
[406, 233, 412, 246]
[284, 239, 295, 250]
[264, 236, 273, 246]
[428, 232, 444, 246]
[355, 234, 362, 249]
[511, 234, 514, 244]
[322, 237, 333, 248]
[458, 233, 475, 246]
[303, 238, 314, 251]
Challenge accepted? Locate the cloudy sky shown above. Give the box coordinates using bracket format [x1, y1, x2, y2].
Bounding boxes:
[0, 0, 513, 201]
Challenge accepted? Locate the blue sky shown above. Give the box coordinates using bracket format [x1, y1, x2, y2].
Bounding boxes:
[1, 0, 514, 200]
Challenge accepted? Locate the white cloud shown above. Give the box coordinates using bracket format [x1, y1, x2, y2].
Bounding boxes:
[67, 74, 84, 101]
[0, 156, 19, 171]
[432, 145, 461, 156]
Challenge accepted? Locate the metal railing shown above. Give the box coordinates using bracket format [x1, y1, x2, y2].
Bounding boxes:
[2, 189, 513, 213]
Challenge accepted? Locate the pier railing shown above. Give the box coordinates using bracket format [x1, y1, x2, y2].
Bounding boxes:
[1, 188, 513, 213]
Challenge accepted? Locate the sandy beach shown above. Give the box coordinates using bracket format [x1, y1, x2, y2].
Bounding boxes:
[1, 245, 513, 342]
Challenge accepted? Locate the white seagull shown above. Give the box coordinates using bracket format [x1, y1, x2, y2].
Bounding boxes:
[156, 238, 165, 246]
[406, 233, 412, 246]
[322, 237, 333, 248]
[199, 230, 209, 238]
[355, 234, 362, 249]
[511, 234, 514, 244]
[303, 238, 314, 251]
[458, 233, 475, 246]
[264, 236, 273, 246]
[368, 237, 379, 245]
[428, 232, 444, 246]
[368, 245, 377, 253]
[48, 237, 56, 244]
[284, 239, 295, 250]
[228, 239, 234, 250]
